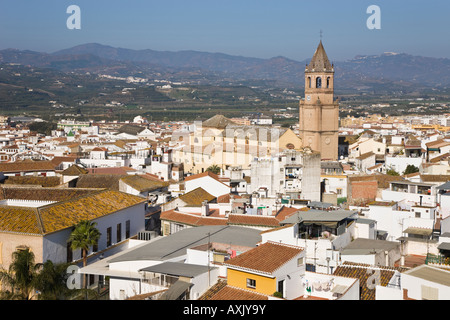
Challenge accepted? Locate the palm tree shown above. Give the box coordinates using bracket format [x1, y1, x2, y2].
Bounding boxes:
[0, 247, 40, 300]
[34, 260, 73, 300]
[206, 164, 221, 175]
[68, 220, 101, 290]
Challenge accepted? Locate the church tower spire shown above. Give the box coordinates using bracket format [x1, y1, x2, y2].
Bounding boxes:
[299, 41, 339, 161]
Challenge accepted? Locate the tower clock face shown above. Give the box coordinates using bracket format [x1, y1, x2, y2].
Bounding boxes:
[306, 95, 311, 101]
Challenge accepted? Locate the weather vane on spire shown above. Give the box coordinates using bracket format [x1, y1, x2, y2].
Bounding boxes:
[320, 30, 323, 41]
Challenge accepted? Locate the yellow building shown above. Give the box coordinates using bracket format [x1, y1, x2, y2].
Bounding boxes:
[173, 115, 303, 174]
[223, 241, 305, 299]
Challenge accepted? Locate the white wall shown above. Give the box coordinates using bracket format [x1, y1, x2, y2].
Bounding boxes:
[42, 203, 146, 267]
[185, 176, 231, 197]
[365, 205, 413, 242]
[375, 285, 403, 300]
[189, 268, 220, 300]
[385, 156, 423, 175]
[382, 189, 436, 207]
[341, 253, 376, 266]
[43, 228, 73, 264]
[94, 203, 146, 251]
[402, 266, 450, 300]
[109, 277, 142, 300]
[354, 221, 376, 240]
[440, 194, 450, 219]
[273, 250, 306, 300]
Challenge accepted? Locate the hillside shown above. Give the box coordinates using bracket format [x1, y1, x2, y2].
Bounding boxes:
[2, 43, 450, 93]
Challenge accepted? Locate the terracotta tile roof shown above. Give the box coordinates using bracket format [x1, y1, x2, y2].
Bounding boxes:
[355, 151, 375, 160]
[184, 171, 226, 185]
[86, 167, 136, 175]
[61, 164, 89, 176]
[75, 174, 126, 190]
[420, 174, 450, 182]
[0, 190, 145, 235]
[3, 176, 61, 187]
[227, 214, 280, 228]
[0, 187, 98, 202]
[50, 156, 77, 167]
[333, 262, 408, 300]
[202, 114, 237, 129]
[0, 160, 55, 173]
[224, 241, 303, 275]
[198, 279, 228, 300]
[349, 174, 404, 189]
[274, 206, 301, 221]
[207, 285, 269, 300]
[174, 187, 216, 207]
[38, 190, 145, 234]
[0, 206, 43, 235]
[217, 193, 231, 203]
[160, 209, 227, 227]
[120, 175, 168, 192]
[430, 153, 450, 163]
[426, 139, 450, 149]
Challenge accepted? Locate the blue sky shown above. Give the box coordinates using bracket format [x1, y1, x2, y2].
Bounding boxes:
[0, 0, 449, 61]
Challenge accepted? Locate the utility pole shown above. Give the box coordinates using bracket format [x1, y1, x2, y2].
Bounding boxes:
[207, 232, 211, 287]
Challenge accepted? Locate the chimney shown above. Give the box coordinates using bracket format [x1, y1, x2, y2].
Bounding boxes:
[201, 200, 209, 216]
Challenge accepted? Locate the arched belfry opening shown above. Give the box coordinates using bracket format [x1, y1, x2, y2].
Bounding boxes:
[316, 77, 322, 88]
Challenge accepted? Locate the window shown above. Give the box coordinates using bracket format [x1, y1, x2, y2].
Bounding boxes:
[316, 77, 322, 88]
[308, 77, 311, 88]
[107, 227, 112, 247]
[67, 242, 73, 262]
[117, 223, 122, 243]
[246, 278, 256, 289]
[326, 77, 330, 88]
[415, 212, 421, 218]
[126, 220, 130, 239]
[297, 257, 304, 266]
[421, 285, 438, 300]
[277, 280, 284, 297]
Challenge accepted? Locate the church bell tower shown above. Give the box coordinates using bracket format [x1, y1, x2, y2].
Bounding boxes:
[299, 40, 339, 160]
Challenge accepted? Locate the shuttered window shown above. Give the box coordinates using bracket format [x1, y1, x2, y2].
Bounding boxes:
[421, 285, 438, 300]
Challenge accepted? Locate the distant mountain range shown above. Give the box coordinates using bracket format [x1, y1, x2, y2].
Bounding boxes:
[2, 43, 450, 93]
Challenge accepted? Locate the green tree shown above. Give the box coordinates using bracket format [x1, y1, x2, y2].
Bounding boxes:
[206, 164, 221, 175]
[68, 220, 101, 289]
[34, 260, 72, 300]
[386, 167, 400, 176]
[0, 247, 40, 300]
[403, 164, 419, 175]
[28, 121, 57, 136]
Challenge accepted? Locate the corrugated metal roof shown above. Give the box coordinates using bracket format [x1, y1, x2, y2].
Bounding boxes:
[159, 280, 192, 300]
[281, 209, 357, 225]
[108, 225, 261, 263]
[140, 261, 214, 278]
